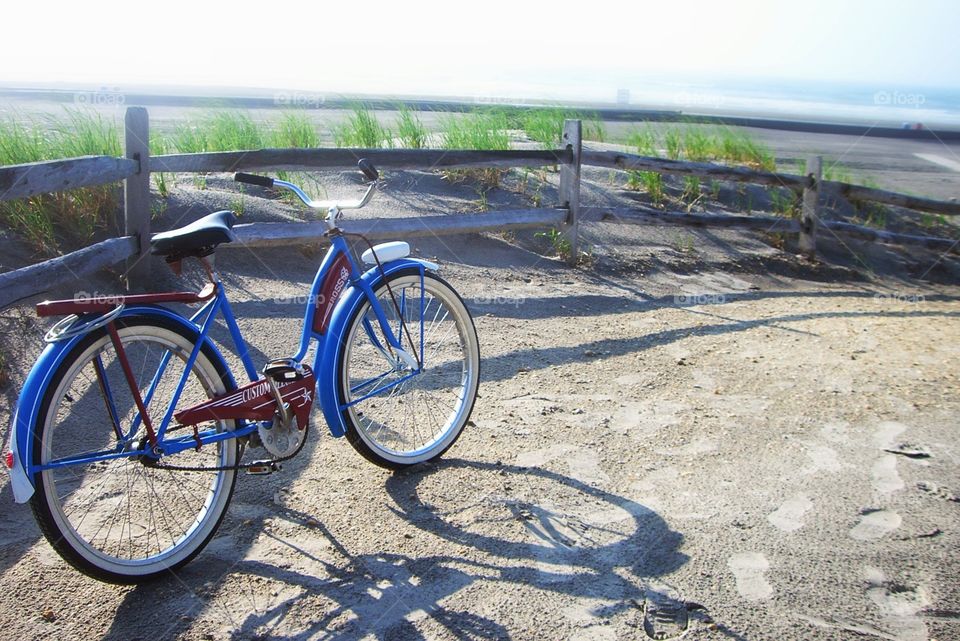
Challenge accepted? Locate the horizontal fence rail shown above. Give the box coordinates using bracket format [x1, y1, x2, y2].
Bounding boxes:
[0, 236, 137, 309]
[231, 209, 567, 248]
[581, 150, 812, 191]
[819, 220, 960, 251]
[0, 156, 138, 201]
[0, 107, 958, 310]
[582, 206, 802, 233]
[152, 148, 571, 174]
[829, 182, 960, 217]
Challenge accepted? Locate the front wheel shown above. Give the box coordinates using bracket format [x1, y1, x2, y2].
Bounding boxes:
[338, 268, 480, 469]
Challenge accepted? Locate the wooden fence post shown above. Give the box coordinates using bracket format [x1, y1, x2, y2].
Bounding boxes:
[799, 155, 822, 259]
[124, 106, 151, 289]
[559, 119, 582, 265]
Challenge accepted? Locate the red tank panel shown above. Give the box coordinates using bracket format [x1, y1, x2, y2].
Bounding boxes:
[314, 253, 353, 334]
[175, 366, 315, 428]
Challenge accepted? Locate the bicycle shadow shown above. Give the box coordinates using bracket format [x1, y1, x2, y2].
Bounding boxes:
[100, 459, 733, 640]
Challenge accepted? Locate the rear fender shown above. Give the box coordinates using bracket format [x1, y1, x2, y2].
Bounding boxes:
[5, 306, 233, 503]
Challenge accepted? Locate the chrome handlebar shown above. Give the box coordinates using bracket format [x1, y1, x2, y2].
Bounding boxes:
[233, 159, 379, 218]
[270, 178, 378, 214]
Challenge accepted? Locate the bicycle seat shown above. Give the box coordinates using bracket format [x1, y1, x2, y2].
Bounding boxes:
[151, 211, 238, 257]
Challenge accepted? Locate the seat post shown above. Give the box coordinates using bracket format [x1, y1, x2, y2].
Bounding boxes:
[198, 254, 220, 285]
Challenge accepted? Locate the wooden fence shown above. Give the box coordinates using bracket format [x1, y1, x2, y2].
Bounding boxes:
[0, 106, 957, 309]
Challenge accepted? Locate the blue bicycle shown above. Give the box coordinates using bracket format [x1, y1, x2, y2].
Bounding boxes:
[5, 161, 480, 583]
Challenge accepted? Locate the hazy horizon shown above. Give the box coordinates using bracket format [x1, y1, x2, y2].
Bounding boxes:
[3, 1, 958, 92]
[2, 0, 958, 126]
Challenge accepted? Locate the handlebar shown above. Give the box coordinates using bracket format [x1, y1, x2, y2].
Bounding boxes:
[234, 173, 275, 188]
[234, 159, 379, 215]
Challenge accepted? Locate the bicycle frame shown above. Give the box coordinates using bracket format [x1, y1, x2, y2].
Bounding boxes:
[7, 231, 437, 502]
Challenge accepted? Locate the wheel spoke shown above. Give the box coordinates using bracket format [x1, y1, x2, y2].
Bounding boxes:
[35, 320, 237, 581]
[341, 273, 478, 467]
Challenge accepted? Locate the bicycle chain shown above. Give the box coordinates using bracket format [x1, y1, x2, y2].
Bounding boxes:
[152, 419, 310, 472]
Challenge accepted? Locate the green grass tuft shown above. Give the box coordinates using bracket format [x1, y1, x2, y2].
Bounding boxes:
[395, 106, 427, 149]
[0, 109, 122, 253]
[442, 111, 510, 150]
[173, 111, 265, 153]
[270, 111, 320, 149]
[334, 105, 392, 148]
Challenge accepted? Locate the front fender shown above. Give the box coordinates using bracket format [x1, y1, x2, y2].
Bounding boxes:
[316, 258, 436, 438]
[6, 305, 233, 503]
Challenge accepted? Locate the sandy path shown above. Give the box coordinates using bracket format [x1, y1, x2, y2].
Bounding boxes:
[0, 222, 958, 640]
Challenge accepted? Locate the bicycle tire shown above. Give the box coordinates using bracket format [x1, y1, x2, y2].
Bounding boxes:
[29, 315, 238, 583]
[337, 268, 480, 469]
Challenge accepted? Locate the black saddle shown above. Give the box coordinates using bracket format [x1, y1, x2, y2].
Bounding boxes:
[150, 211, 237, 258]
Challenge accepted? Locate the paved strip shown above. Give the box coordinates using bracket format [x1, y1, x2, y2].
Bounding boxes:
[915, 153, 960, 172]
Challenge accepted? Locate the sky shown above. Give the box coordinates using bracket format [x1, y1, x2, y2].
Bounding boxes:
[1, 0, 957, 101]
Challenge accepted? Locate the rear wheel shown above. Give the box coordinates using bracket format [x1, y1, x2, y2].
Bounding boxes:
[30, 316, 238, 583]
[338, 269, 480, 469]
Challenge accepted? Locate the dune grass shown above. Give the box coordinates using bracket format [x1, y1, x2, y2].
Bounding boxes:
[440, 111, 512, 187]
[626, 124, 776, 171]
[0, 109, 122, 253]
[270, 111, 320, 149]
[172, 111, 265, 153]
[626, 170, 665, 205]
[395, 106, 427, 149]
[1, 105, 803, 255]
[520, 108, 605, 147]
[333, 105, 392, 148]
[441, 111, 511, 150]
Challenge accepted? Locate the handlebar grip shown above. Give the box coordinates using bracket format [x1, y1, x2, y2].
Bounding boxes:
[358, 159, 379, 182]
[234, 173, 275, 188]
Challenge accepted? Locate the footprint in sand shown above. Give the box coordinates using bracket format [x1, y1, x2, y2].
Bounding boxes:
[567, 449, 610, 486]
[515, 444, 609, 486]
[728, 552, 774, 601]
[874, 421, 908, 449]
[871, 455, 904, 495]
[863, 566, 930, 641]
[767, 494, 813, 532]
[849, 510, 902, 540]
[803, 443, 844, 474]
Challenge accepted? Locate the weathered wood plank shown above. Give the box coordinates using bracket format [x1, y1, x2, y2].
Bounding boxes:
[0, 156, 137, 202]
[0, 236, 138, 309]
[820, 221, 960, 253]
[830, 182, 960, 216]
[123, 107, 151, 289]
[799, 156, 822, 258]
[583, 150, 811, 190]
[151, 148, 571, 173]
[583, 205, 958, 253]
[582, 206, 801, 232]
[229, 209, 567, 247]
[559, 120, 583, 265]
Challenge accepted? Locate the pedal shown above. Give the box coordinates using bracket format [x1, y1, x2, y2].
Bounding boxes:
[246, 460, 282, 475]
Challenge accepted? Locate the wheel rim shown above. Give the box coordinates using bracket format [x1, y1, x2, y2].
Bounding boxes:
[38, 324, 235, 575]
[342, 274, 479, 463]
